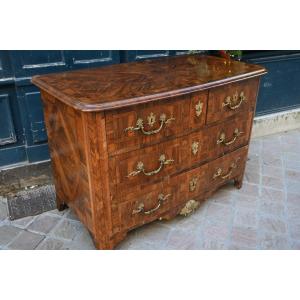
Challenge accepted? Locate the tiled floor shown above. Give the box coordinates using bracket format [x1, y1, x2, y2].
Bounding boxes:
[0, 129, 300, 250]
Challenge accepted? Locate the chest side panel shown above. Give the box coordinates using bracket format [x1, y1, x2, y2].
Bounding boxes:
[41, 91, 93, 232]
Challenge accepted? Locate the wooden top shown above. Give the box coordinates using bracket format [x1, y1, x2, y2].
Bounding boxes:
[32, 54, 266, 112]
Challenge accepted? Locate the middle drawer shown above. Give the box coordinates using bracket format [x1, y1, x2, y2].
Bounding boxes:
[109, 112, 253, 199]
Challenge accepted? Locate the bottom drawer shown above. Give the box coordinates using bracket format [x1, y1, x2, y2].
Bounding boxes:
[111, 181, 176, 232]
[111, 146, 248, 232]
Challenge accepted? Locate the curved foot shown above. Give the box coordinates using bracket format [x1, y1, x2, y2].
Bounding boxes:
[57, 202, 68, 211]
[234, 178, 243, 189]
[93, 231, 128, 250]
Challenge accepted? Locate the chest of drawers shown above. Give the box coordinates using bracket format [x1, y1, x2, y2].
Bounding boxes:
[32, 55, 266, 249]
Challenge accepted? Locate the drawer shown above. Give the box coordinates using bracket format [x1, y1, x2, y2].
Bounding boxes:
[206, 112, 253, 160]
[105, 92, 208, 156]
[206, 78, 260, 124]
[105, 95, 190, 155]
[109, 131, 213, 199]
[207, 146, 248, 189]
[111, 163, 208, 232]
[109, 137, 188, 199]
[111, 180, 176, 232]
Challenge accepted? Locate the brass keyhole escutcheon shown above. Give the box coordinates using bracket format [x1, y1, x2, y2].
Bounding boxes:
[191, 141, 199, 155]
[195, 100, 203, 117]
[147, 112, 156, 127]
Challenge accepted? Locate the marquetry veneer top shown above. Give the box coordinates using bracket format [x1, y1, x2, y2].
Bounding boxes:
[32, 54, 266, 112]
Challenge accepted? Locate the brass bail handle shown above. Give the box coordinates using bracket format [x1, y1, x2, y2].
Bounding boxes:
[124, 112, 175, 136]
[127, 154, 174, 177]
[223, 91, 246, 110]
[217, 128, 243, 146]
[132, 193, 171, 215]
[213, 160, 239, 180]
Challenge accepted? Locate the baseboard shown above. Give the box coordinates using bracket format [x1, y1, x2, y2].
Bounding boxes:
[252, 107, 300, 138]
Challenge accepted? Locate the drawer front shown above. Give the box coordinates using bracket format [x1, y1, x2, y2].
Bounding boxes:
[111, 163, 208, 232]
[206, 112, 253, 160]
[207, 146, 248, 188]
[109, 137, 188, 199]
[109, 131, 212, 199]
[207, 78, 259, 124]
[106, 95, 191, 155]
[111, 180, 176, 232]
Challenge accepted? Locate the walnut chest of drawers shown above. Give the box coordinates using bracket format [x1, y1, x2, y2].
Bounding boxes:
[32, 55, 266, 249]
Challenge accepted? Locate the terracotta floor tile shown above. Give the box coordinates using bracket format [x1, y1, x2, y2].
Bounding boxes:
[230, 226, 258, 249]
[259, 216, 287, 234]
[286, 193, 300, 208]
[262, 176, 285, 190]
[234, 208, 257, 228]
[259, 231, 289, 250]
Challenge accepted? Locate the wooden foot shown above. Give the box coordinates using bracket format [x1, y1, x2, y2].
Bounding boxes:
[55, 193, 68, 211]
[93, 231, 128, 250]
[56, 196, 68, 211]
[57, 202, 68, 211]
[234, 178, 243, 189]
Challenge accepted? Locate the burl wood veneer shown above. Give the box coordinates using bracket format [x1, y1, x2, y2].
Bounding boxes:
[32, 54, 267, 249]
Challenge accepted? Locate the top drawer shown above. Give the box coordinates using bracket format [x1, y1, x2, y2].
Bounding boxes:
[206, 78, 260, 124]
[105, 91, 208, 155]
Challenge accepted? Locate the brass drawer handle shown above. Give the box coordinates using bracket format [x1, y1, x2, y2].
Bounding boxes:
[127, 154, 174, 177]
[217, 128, 243, 146]
[223, 91, 246, 110]
[132, 193, 171, 215]
[213, 162, 238, 180]
[124, 112, 175, 136]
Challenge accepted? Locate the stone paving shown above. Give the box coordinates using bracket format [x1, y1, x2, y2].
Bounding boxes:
[0, 128, 300, 250]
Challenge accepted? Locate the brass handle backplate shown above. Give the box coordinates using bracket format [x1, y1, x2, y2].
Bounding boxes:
[124, 112, 175, 136]
[195, 100, 203, 117]
[132, 193, 171, 215]
[217, 128, 243, 146]
[127, 154, 174, 177]
[222, 91, 246, 110]
[213, 161, 239, 180]
[191, 141, 199, 155]
[189, 177, 198, 192]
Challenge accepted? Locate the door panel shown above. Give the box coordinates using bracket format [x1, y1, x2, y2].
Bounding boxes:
[10, 50, 67, 77]
[0, 93, 16, 146]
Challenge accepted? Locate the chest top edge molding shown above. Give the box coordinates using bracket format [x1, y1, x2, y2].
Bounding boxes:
[32, 55, 267, 112]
